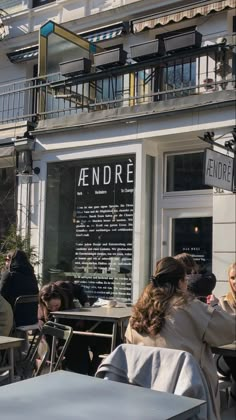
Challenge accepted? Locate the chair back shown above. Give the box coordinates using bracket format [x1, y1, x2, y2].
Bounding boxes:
[34, 338, 50, 376]
[25, 321, 73, 377]
[96, 344, 212, 420]
[14, 294, 39, 328]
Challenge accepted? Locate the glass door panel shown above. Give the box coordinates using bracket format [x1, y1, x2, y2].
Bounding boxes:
[172, 217, 212, 271]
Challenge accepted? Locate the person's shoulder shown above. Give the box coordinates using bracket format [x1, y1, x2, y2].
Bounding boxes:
[219, 295, 227, 303]
[185, 298, 215, 315]
[218, 295, 228, 308]
[0, 293, 12, 311]
[0, 270, 11, 282]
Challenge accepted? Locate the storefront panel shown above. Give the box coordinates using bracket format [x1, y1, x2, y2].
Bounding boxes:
[44, 155, 135, 303]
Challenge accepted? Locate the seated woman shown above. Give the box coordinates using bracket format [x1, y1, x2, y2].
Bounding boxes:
[219, 262, 236, 314]
[174, 252, 199, 274]
[54, 280, 90, 308]
[0, 294, 13, 337]
[0, 294, 13, 365]
[218, 262, 236, 404]
[0, 249, 39, 327]
[125, 257, 236, 420]
[39, 282, 90, 375]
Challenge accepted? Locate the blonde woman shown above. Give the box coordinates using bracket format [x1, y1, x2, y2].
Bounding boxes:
[218, 262, 236, 405]
[219, 262, 236, 314]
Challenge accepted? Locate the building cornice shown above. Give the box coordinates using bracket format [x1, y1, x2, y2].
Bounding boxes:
[32, 90, 235, 136]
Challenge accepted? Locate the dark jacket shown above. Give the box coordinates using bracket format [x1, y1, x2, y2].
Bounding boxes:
[0, 251, 39, 327]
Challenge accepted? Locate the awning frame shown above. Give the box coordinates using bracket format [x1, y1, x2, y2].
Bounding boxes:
[132, 0, 236, 33]
[7, 46, 39, 64]
[7, 22, 129, 64]
[81, 21, 129, 43]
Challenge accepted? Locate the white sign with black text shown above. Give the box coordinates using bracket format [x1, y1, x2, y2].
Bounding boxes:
[204, 149, 234, 192]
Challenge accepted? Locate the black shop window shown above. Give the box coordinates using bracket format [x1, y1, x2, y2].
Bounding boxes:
[166, 152, 212, 192]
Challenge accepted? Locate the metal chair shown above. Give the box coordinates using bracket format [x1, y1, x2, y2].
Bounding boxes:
[20, 321, 73, 379]
[13, 295, 38, 333]
[13, 295, 39, 353]
[214, 354, 232, 409]
[96, 344, 211, 419]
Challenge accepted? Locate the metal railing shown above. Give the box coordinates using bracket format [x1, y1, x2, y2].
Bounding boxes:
[0, 43, 235, 125]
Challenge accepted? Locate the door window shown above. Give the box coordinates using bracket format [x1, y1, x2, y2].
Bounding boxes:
[172, 217, 212, 271]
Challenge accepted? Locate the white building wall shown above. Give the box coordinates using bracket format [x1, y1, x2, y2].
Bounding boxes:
[1, 1, 235, 299]
[213, 189, 236, 296]
[29, 93, 235, 298]
[0, 52, 29, 85]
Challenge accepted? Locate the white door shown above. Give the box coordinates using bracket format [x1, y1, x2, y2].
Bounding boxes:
[162, 208, 213, 271]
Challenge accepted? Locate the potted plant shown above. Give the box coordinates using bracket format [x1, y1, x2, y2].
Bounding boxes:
[0, 224, 41, 278]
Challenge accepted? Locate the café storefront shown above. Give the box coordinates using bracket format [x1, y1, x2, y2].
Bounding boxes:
[40, 138, 215, 302]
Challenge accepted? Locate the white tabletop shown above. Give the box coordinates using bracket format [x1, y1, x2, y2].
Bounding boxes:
[51, 306, 132, 322]
[0, 336, 24, 350]
[0, 371, 205, 420]
[212, 341, 236, 357]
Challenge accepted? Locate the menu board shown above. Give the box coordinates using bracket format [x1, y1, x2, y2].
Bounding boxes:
[74, 156, 135, 303]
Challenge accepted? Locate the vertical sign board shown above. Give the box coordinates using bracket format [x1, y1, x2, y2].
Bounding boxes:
[74, 155, 135, 303]
[204, 149, 234, 191]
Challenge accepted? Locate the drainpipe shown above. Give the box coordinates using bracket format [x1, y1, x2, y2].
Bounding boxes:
[13, 137, 35, 245]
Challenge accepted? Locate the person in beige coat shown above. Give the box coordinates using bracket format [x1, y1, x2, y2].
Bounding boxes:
[125, 257, 236, 420]
[0, 294, 13, 336]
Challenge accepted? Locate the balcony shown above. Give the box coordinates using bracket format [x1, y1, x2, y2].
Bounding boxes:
[0, 43, 235, 128]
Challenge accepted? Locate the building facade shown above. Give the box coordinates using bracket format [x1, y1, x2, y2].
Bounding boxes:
[0, 0, 235, 301]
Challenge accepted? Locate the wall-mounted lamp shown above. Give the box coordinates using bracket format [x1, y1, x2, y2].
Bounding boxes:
[224, 127, 236, 153]
[33, 167, 40, 175]
[16, 150, 32, 175]
[198, 129, 236, 155]
[14, 137, 35, 175]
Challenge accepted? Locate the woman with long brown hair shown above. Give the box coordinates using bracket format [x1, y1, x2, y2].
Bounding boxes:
[125, 257, 236, 420]
[39, 282, 90, 375]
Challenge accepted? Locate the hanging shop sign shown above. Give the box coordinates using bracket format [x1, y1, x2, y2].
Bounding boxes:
[204, 149, 234, 192]
[74, 155, 135, 303]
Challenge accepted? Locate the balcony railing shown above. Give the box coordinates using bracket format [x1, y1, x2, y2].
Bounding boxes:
[0, 43, 235, 125]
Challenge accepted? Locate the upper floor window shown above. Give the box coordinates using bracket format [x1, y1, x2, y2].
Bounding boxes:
[32, 0, 55, 7]
[166, 151, 211, 192]
[162, 58, 196, 98]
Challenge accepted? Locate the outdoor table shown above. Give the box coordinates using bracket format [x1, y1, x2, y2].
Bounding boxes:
[50, 306, 131, 369]
[0, 336, 24, 383]
[211, 341, 236, 358]
[0, 370, 206, 419]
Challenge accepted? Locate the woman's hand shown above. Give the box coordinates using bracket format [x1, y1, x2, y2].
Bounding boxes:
[38, 319, 44, 330]
[207, 294, 219, 307]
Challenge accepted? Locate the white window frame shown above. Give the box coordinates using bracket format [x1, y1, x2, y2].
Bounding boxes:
[163, 149, 212, 197]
